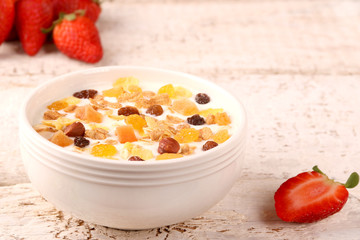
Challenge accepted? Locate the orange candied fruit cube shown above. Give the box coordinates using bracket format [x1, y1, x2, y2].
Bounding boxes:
[115, 125, 138, 143]
[174, 128, 200, 143]
[156, 153, 183, 160]
[49, 130, 73, 147]
[172, 99, 199, 116]
[125, 114, 147, 135]
[75, 105, 103, 123]
[215, 112, 231, 126]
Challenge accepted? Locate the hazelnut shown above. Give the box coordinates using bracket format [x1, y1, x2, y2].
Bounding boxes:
[64, 122, 85, 137]
[158, 137, 180, 154]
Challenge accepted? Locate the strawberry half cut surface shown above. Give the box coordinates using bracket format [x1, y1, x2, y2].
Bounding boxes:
[274, 166, 359, 223]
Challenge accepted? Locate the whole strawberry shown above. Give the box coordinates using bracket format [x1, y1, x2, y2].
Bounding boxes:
[54, 0, 101, 22]
[274, 166, 359, 223]
[16, 0, 54, 56]
[0, 0, 15, 45]
[50, 11, 103, 63]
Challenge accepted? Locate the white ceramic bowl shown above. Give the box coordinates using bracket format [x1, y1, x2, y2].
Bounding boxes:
[19, 66, 246, 230]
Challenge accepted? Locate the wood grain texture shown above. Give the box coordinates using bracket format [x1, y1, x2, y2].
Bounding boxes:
[1, 0, 360, 239]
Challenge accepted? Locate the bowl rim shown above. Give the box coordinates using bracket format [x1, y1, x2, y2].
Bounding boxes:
[20, 65, 246, 167]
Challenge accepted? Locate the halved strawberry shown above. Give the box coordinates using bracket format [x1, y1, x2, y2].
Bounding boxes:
[274, 166, 359, 223]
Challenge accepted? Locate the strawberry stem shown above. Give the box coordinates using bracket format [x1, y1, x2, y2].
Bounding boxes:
[313, 165, 359, 189]
[312, 165, 325, 175]
[41, 10, 86, 34]
[345, 172, 359, 188]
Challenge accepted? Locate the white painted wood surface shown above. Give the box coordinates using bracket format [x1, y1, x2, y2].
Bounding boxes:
[1, 0, 360, 239]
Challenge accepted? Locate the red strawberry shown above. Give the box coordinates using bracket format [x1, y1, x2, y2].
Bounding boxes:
[54, 0, 101, 22]
[16, 0, 54, 56]
[50, 11, 103, 63]
[274, 166, 359, 223]
[0, 0, 15, 45]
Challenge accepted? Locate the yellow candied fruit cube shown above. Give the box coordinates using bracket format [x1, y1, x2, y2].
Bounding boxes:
[102, 86, 125, 98]
[128, 85, 142, 93]
[113, 77, 139, 90]
[199, 108, 223, 118]
[172, 99, 199, 116]
[174, 86, 192, 99]
[215, 112, 231, 126]
[47, 100, 69, 111]
[91, 144, 117, 158]
[42, 117, 76, 130]
[158, 84, 175, 98]
[156, 153, 183, 160]
[212, 129, 230, 144]
[125, 114, 147, 135]
[174, 128, 200, 143]
[62, 96, 81, 105]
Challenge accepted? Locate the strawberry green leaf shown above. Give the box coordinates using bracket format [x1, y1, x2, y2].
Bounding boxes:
[345, 172, 359, 189]
[312, 165, 325, 175]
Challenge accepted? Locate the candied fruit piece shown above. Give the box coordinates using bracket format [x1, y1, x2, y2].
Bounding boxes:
[74, 136, 90, 148]
[195, 93, 210, 104]
[212, 129, 230, 144]
[118, 106, 140, 116]
[125, 114, 147, 135]
[62, 96, 81, 105]
[102, 87, 124, 98]
[49, 130, 73, 147]
[91, 144, 117, 158]
[47, 100, 69, 111]
[174, 86, 192, 99]
[187, 114, 205, 125]
[115, 125, 137, 143]
[199, 108, 223, 118]
[202, 141, 218, 151]
[146, 105, 163, 116]
[113, 77, 139, 91]
[75, 105, 103, 123]
[158, 84, 175, 98]
[172, 99, 199, 116]
[215, 112, 231, 126]
[174, 128, 199, 143]
[156, 153, 183, 160]
[73, 89, 98, 99]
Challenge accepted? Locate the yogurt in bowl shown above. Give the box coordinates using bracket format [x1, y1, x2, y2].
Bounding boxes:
[19, 66, 246, 229]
